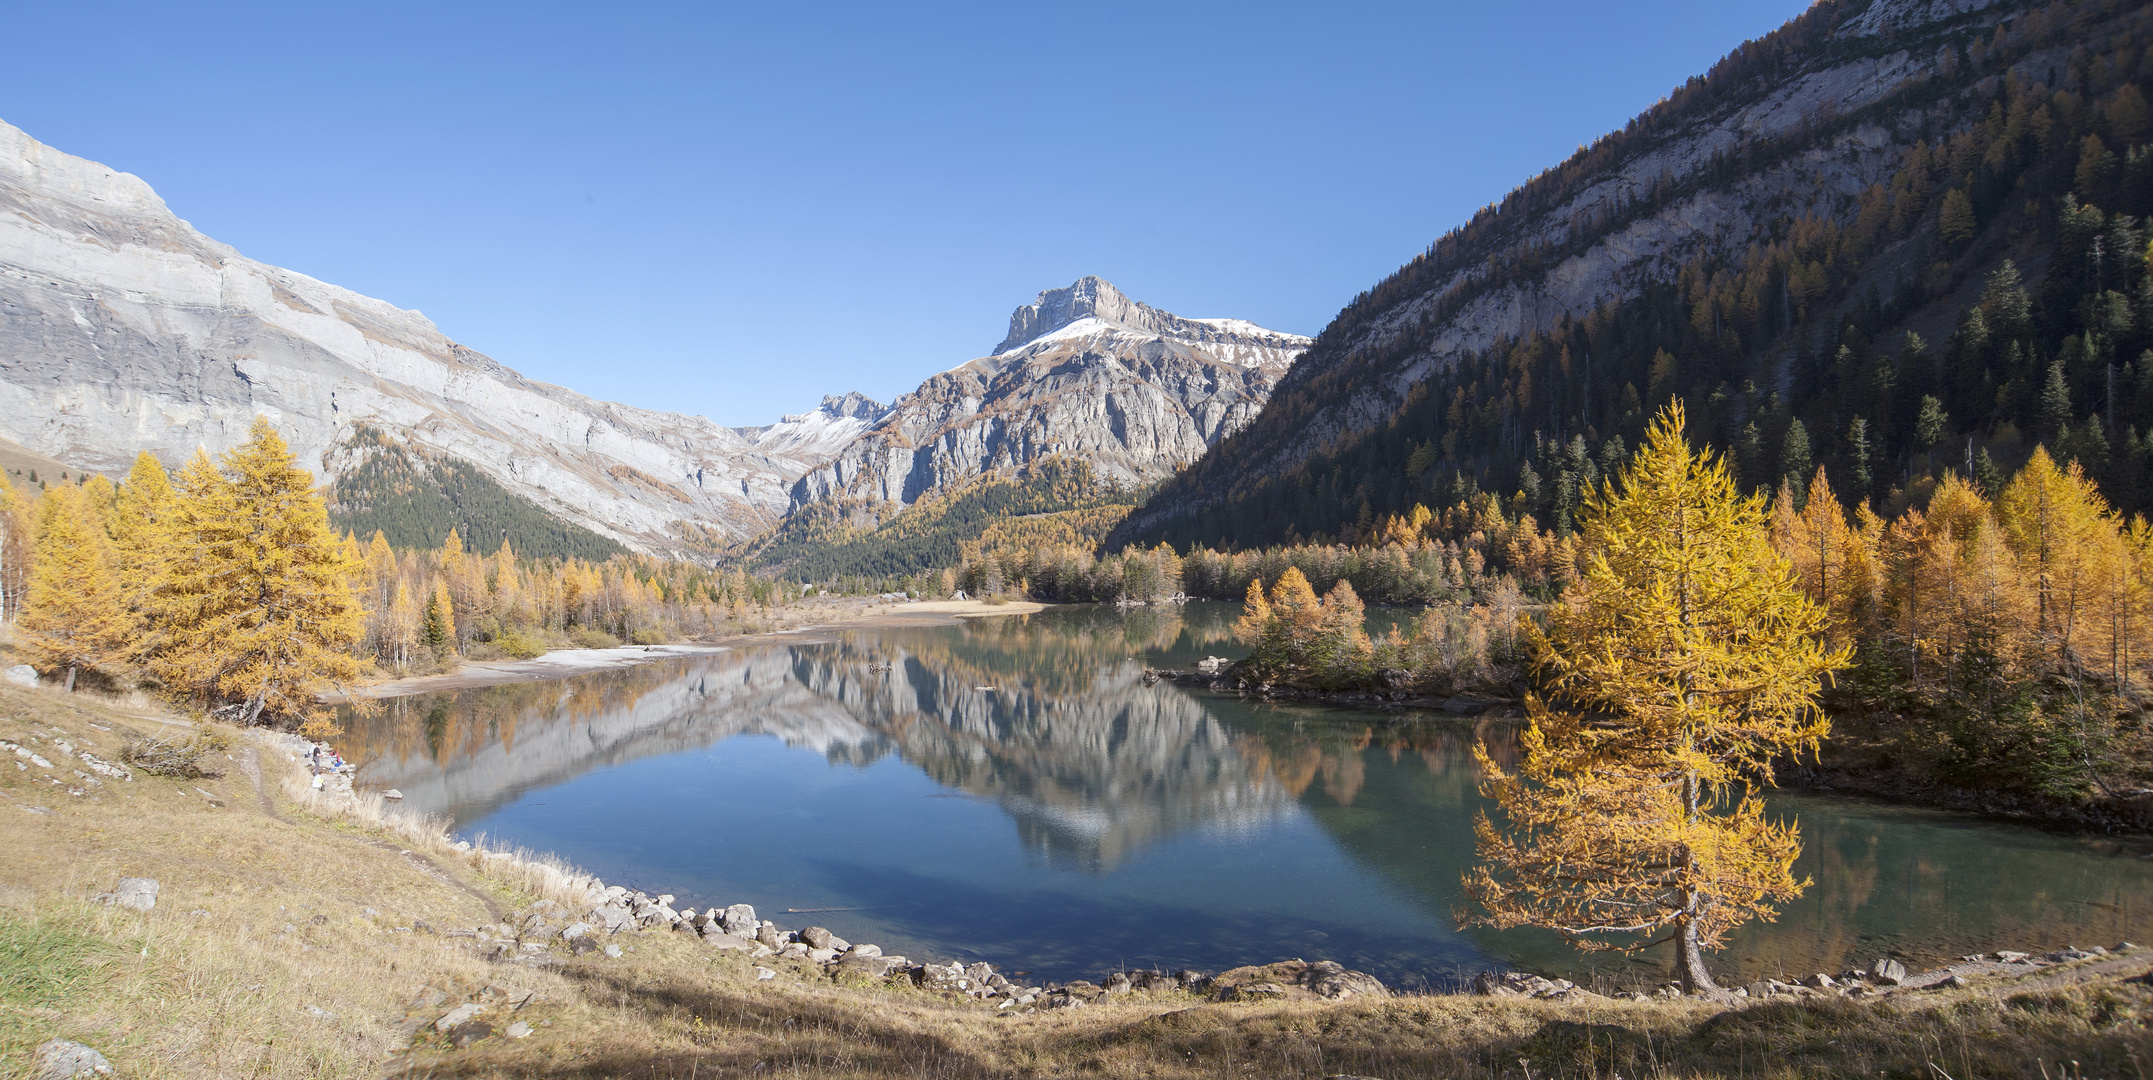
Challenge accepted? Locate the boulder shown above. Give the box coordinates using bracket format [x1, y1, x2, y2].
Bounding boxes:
[4, 665, 36, 688]
[1215, 981, 1288, 1003]
[434, 1003, 486, 1032]
[778, 942, 809, 959]
[833, 952, 900, 978]
[1801, 973, 1837, 989]
[33, 1040, 112, 1079]
[755, 966, 777, 981]
[846, 943, 882, 958]
[799, 926, 834, 950]
[1298, 960, 1387, 1000]
[591, 903, 634, 933]
[559, 922, 591, 942]
[505, 1021, 533, 1039]
[806, 947, 839, 964]
[1995, 951, 2031, 963]
[721, 904, 758, 936]
[447, 1020, 495, 1047]
[1210, 960, 1388, 1002]
[756, 926, 785, 950]
[918, 962, 968, 992]
[704, 933, 754, 952]
[104, 878, 159, 912]
[1871, 958, 1908, 986]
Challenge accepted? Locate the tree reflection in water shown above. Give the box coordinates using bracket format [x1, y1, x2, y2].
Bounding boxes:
[339, 603, 2153, 987]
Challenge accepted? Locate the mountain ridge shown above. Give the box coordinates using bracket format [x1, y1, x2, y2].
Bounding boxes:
[0, 118, 1302, 560]
[1112, 0, 2150, 549]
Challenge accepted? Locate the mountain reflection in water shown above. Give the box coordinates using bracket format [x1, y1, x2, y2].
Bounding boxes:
[339, 603, 2153, 988]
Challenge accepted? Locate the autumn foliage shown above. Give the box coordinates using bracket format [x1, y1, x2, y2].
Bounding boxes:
[0, 418, 785, 732]
[1464, 405, 1848, 991]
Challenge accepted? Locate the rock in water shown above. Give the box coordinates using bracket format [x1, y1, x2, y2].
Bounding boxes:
[33, 1041, 112, 1079]
[4, 665, 35, 688]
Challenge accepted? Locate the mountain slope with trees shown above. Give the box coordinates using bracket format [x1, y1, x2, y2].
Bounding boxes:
[1115, 0, 2153, 550]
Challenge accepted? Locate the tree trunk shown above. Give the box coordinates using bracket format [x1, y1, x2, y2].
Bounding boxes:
[1675, 915, 1718, 992]
[242, 685, 268, 726]
[65, 664, 77, 692]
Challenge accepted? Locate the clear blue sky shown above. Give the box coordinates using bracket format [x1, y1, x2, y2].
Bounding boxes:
[2, 1, 1808, 427]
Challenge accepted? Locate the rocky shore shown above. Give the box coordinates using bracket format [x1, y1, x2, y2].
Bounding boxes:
[486, 877, 1393, 1014]
[1477, 943, 2141, 1005]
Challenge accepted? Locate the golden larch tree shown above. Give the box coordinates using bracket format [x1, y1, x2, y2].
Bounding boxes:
[110, 452, 180, 655]
[0, 472, 32, 623]
[17, 483, 134, 690]
[1465, 403, 1850, 992]
[1996, 446, 2120, 664]
[151, 418, 365, 727]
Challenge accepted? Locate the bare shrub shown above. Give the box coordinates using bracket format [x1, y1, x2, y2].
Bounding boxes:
[123, 730, 230, 778]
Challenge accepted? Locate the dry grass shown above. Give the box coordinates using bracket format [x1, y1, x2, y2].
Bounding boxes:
[2, 681, 2150, 1079]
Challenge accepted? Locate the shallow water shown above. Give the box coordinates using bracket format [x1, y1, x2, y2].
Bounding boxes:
[340, 603, 2153, 989]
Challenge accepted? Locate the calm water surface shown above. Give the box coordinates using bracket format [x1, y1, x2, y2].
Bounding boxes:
[341, 603, 2153, 989]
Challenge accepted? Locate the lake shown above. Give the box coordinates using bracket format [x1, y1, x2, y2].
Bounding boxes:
[339, 602, 2153, 990]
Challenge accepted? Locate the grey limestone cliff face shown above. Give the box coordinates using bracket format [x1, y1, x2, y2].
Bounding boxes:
[791, 278, 1307, 507]
[0, 118, 852, 553]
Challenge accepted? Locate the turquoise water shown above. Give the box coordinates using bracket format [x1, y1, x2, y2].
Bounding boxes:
[341, 603, 2153, 989]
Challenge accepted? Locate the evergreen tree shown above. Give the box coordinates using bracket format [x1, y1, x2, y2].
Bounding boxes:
[1465, 404, 1848, 991]
[1779, 418, 1813, 504]
[2041, 360, 2073, 441]
[424, 578, 456, 657]
[17, 483, 133, 690]
[150, 417, 365, 728]
[1938, 187, 1976, 245]
[1846, 417, 1874, 504]
[1914, 395, 1949, 456]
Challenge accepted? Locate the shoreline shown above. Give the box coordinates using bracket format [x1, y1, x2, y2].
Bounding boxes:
[328, 597, 1052, 701]
[1155, 667, 2153, 837]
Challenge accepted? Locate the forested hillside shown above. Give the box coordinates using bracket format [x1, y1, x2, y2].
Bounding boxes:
[739, 458, 1143, 582]
[325, 426, 628, 562]
[1116, 0, 2153, 549]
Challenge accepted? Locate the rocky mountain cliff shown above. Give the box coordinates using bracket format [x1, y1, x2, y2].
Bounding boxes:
[790, 276, 1307, 508]
[0, 117, 1301, 560]
[1117, 0, 2152, 548]
[0, 117, 884, 553]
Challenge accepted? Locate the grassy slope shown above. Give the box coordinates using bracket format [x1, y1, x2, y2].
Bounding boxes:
[2, 683, 2151, 1079]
